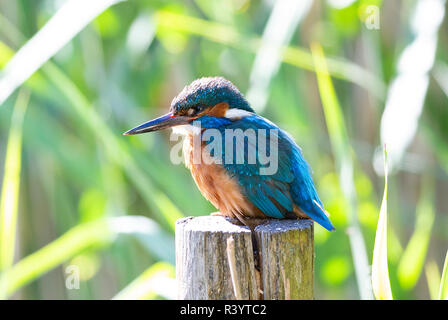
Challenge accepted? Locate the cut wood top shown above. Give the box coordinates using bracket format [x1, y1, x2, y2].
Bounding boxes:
[176, 215, 313, 233]
[176, 216, 251, 233]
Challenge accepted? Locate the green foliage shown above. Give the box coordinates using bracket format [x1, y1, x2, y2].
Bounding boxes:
[397, 180, 435, 290]
[0, 0, 446, 299]
[0, 89, 29, 271]
[372, 146, 392, 300]
[0, 219, 112, 298]
[311, 42, 372, 299]
[440, 251, 448, 300]
[113, 261, 176, 300]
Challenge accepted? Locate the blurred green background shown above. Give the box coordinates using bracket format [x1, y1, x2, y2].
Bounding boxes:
[0, 0, 447, 300]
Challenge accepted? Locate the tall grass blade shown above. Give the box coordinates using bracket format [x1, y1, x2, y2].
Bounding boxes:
[0, 41, 14, 67]
[397, 179, 435, 290]
[246, 0, 313, 111]
[425, 261, 441, 300]
[108, 216, 175, 264]
[0, 89, 30, 271]
[371, 146, 393, 300]
[0, 219, 112, 298]
[42, 63, 183, 230]
[0, 18, 183, 231]
[113, 261, 176, 300]
[155, 10, 385, 99]
[440, 250, 448, 300]
[0, 216, 172, 298]
[433, 62, 448, 97]
[0, 0, 123, 105]
[378, 0, 445, 170]
[311, 42, 373, 300]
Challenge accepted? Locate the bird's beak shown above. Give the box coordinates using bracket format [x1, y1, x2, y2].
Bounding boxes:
[123, 112, 191, 135]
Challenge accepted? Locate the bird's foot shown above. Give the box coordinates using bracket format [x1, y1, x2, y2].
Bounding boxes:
[239, 218, 268, 231]
[210, 212, 243, 225]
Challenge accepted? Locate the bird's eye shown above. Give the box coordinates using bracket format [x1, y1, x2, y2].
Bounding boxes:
[187, 105, 203, 116]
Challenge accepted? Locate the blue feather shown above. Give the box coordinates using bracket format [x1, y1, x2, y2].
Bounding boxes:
[198, 114, 335, 231]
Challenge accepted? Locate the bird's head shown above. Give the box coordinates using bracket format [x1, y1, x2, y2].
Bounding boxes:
[123, 77, 254, 135]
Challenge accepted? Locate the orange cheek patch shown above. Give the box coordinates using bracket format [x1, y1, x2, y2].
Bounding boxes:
[207, 102, 229, 118]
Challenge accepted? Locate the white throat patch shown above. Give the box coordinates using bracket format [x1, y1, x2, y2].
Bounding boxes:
[224, 108, 253, 119]
[171, 124, 201, 136]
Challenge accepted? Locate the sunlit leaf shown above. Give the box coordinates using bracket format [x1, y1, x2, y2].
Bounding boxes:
[42, 62, 183, 231]
[311, 42, 373, 300]
[440, 251, 448, 300]
[246, 0, 313, 111]
[371, 146, 393, 300]
[0, 41, 14, 68]
[0, 89, 30, 271]
[93, 8, 120, 38]
[79, 188, 107, 223]
[113, 261, 176, 300]
[0, 0, 124, 105]
[0, 9, 183, 229]
[321, 256, 352, 286]
[378, 0, 445, 170]
[155, 10, 385, 98]
[0, 219, 112, 298]
[433, 62, 448, 97]
[109, 216, 175, 264]
[387, 227, 403, 264]
[67, 252, 101, 282]
[425, 261, 441, 300]
[0, 216, 173, 298]
[397, 179, 435, 290]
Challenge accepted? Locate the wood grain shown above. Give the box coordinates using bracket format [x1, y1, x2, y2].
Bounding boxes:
[176, 216, 313, 300]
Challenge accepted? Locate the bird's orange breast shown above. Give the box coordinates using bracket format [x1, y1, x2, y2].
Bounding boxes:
[182, 133, 264, 219]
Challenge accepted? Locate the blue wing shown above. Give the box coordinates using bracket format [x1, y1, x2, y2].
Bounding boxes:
[200, 114, 335, 231]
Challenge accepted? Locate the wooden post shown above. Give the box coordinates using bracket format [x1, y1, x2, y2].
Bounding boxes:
[175, 216, 314, 300]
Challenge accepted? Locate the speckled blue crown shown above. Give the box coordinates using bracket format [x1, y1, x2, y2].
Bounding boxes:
[170, 77, 254, 113]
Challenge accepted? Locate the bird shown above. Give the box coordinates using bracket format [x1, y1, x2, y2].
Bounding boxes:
[124, 77, 335, 232]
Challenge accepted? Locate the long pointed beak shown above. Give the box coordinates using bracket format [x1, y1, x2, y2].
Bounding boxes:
[123, 112, 191, 135]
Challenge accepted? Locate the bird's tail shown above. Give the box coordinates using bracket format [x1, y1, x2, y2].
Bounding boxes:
[304, 200, 335, 231]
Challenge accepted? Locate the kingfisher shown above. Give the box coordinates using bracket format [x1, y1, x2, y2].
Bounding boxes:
[124, 77, 335, 232]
